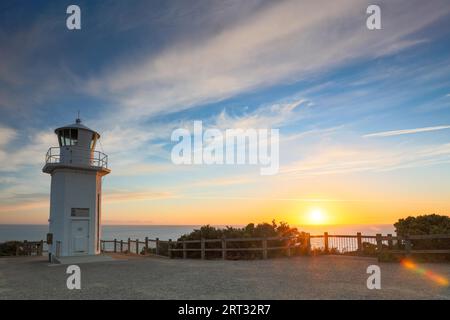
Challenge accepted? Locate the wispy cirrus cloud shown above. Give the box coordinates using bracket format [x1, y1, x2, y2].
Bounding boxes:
[279, 142, 450, 178]
[212, 98, 310, 130]
[87, 0, 450, 120]
[363, 125, 450, 138]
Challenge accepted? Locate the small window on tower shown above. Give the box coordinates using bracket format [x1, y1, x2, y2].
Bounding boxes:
[63, 129, 70, 146]
[58, 132, 63, 147]
[71, 208, 89, 217]
[70, 129, 78, 145]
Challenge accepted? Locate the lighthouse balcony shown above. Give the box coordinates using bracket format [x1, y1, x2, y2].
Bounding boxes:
[43, 146, 110, 174]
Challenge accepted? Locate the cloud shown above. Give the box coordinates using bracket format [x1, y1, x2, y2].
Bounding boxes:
[279, 142, 450, 178]
[2, 1, 450, 224]
[212, 98, 309, 130]
[0, 189, 175, 215]
[363, 125, 450, 138]
[112, 163, 174, 177]
[188, 176, 256, 188]
[104, 190, 175, 203]
[0, 199, 48, 213]
[0, 129, 55, 172]
[87, 0, 450, 120]
[0, 126, 17, 147]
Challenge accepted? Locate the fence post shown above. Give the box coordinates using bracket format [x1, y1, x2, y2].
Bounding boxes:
[168, 239, 172, 258]
[221, 236, 226, 260]
[306, 233, 311, 254]
[357, 232, 362, 254]
[113, 239, 117, 253]
[376, 233, 382, 253]
[156, 238, 160, 255]
[24, 240, 28, 256]
[387, 234, 393, 250]
[39, 240, 44, 255]
[127, 238, 131, 254]
[145, 237, 149, 254]
[120, 240, 123, 253]
[201, 238, 206, 260]
[262, 237, 268, 259]
[405, 236, 411, 256]
[183, 241, 187, 259]
[324, 232, 329, 253]
[136, 238, 139, 254]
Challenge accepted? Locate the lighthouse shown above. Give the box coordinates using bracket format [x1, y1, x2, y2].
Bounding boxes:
[43, 118, 110, 261]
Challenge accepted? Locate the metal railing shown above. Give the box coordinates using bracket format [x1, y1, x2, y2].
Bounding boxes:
[45, 146, 108, 169]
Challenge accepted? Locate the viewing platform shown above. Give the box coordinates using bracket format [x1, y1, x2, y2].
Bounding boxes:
[42, 146, 110, 175]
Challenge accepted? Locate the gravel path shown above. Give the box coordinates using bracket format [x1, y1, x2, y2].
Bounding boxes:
[1, 254, 449, 299]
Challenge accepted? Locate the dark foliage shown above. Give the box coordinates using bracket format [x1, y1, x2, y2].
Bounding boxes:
[0, 241, 23, 256]
[395, 214, 450, 237]
[394, 214, 450, 261]
[173, 220, 304, 259]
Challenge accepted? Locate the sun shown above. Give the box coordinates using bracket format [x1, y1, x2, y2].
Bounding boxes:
[307, 208, 327, 225]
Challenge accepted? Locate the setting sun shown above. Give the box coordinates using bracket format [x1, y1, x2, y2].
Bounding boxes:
[307, 208, 327, 225]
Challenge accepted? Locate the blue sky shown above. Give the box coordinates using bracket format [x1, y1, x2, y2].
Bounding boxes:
[1, 0, 450, 225]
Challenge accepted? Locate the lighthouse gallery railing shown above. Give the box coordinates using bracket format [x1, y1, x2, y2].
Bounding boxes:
[45, 147, 108, 169]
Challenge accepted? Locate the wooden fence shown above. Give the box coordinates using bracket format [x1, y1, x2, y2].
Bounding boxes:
[2, 232, 449, 259]
[100, 233, 450, 260]
[0, 240, 46, 256]
[101, 236, 303, 259]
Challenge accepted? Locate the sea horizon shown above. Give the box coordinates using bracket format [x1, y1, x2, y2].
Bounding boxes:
[0, 223, 397, 243]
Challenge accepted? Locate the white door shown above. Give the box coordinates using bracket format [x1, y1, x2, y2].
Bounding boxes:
[71, 220, 89, 255]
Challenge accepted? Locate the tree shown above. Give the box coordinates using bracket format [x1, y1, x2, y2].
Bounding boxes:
[176, 220, 302, 259]
[394, 214, 450, 252]
[394, 214, 450, 236]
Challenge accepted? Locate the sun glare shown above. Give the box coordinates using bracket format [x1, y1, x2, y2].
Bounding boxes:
[307, 208, 327, 225]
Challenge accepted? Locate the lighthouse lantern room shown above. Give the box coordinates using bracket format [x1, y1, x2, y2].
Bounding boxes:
[43, 118, 110, 261]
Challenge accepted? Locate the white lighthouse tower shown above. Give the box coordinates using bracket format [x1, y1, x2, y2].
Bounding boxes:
[43, 118, 110, 261]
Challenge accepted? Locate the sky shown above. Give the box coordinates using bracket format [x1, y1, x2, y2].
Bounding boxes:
[1, 0, 450, 226]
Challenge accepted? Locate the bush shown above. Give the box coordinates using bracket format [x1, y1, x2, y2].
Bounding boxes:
[174, 220, 304, 259]
[0, 241, 22, 256]
[394, 214, 450, 261]
[395, 214, 450, 237]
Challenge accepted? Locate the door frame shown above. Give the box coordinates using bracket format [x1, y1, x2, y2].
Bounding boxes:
[70, 219, 90, 256]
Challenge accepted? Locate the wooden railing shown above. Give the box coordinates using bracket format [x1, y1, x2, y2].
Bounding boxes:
[100, 233, 450, 260]
[379, 234, 450, 255]
[3, 233, 448, 259]
[101, 235, 306, 259]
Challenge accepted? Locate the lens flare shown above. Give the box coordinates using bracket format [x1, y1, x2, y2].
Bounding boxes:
[401, 259, 449, 286]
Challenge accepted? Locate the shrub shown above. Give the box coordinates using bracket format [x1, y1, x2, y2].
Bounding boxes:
[174, 220, 303, 259]
[394, 214, 450, 261]
[395, 214, 450, 237]
[0, 241, 23, 256]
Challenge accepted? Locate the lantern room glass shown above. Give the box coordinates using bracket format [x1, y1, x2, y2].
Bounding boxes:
[57, 129, 78, 146]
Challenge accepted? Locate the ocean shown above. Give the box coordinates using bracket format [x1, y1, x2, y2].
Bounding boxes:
[0, 224, 396, 243]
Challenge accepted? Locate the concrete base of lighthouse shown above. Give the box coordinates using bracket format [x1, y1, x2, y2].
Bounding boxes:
[51, 254, 115, 265]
